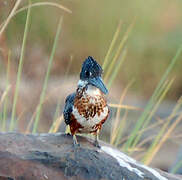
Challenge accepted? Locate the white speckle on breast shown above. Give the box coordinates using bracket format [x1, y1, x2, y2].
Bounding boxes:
[86, 85, 101, 96]
[74, 84, 108, 133]
[72, 106, 108, 133]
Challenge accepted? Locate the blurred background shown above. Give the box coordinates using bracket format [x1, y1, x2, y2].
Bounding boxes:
[0, 0, 182, 173]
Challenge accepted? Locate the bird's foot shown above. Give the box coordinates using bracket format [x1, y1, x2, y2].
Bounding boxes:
[93, 140, 100, 148]
[94, 132, 100, 148]
[73, 142, 80, 148]
[72, 134, 80, 148]
[66, 132, 71, 136]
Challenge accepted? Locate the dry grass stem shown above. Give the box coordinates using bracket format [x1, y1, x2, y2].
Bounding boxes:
[0, 0, 22, 35]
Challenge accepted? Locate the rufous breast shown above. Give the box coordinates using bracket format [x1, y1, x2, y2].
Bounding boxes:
[72, 85, 109, 133]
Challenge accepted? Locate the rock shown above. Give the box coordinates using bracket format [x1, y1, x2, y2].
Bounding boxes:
[0, 132, 181, 180]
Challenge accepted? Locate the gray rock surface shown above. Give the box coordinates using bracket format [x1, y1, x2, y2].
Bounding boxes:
[0, 132, 181, 180]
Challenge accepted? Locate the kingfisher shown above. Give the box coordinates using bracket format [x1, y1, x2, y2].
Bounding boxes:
[63, 56, 109, 147]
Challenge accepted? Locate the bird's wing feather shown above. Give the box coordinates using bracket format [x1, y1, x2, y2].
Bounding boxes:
[63, 92, 76, 125]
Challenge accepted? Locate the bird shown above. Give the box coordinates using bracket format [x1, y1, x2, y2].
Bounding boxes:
[63, 56, 109, 147]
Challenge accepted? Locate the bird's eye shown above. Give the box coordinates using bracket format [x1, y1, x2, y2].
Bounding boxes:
[85, 71, 89, 77]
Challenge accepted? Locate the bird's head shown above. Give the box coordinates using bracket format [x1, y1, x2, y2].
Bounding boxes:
[78, 56, 108, 94]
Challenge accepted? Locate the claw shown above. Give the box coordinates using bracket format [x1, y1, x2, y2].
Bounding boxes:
[94, 140, 100, 148]
[94, 132, 100, 148]
[66, 132, 71, 136]
[73, 134, 80, 147]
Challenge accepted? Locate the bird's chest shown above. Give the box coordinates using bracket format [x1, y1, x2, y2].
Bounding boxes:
[72, 92, 108, 133]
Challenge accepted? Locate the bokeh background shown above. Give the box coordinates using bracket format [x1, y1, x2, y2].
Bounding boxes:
[0, 0, 182, 172]
[1, 0, 182, 98]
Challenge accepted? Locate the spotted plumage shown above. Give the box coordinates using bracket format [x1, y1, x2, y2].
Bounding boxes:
[63, 56, 109, 147]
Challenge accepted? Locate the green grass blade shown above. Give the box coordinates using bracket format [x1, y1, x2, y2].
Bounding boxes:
[107, 48, 127, 89]
[32, 16, 63, 133]
[152, 47, 182, 101]
[0, 2, 71, 30]
[10, 2, 31, 131]
[132, 78, 174, 149]
[122, 79, 168, 152]
[170, 160, 182, 174]
[123, 45, 182, 152]
[102, 21, 122, 70]
[114, 110, 128, 146]
[141, 78, 174, 163]
[104, 21, 134, 83]
[49, 55, 73, 132]
[0, 0, 22, 36]
[145, 104, 182, 165]
[110, 79, 134, 145]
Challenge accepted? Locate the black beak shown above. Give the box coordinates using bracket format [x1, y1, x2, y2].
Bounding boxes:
[88, 77, 108, 94]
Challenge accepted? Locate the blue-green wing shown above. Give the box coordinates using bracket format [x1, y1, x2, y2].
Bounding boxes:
[63, 93, 76, 125]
